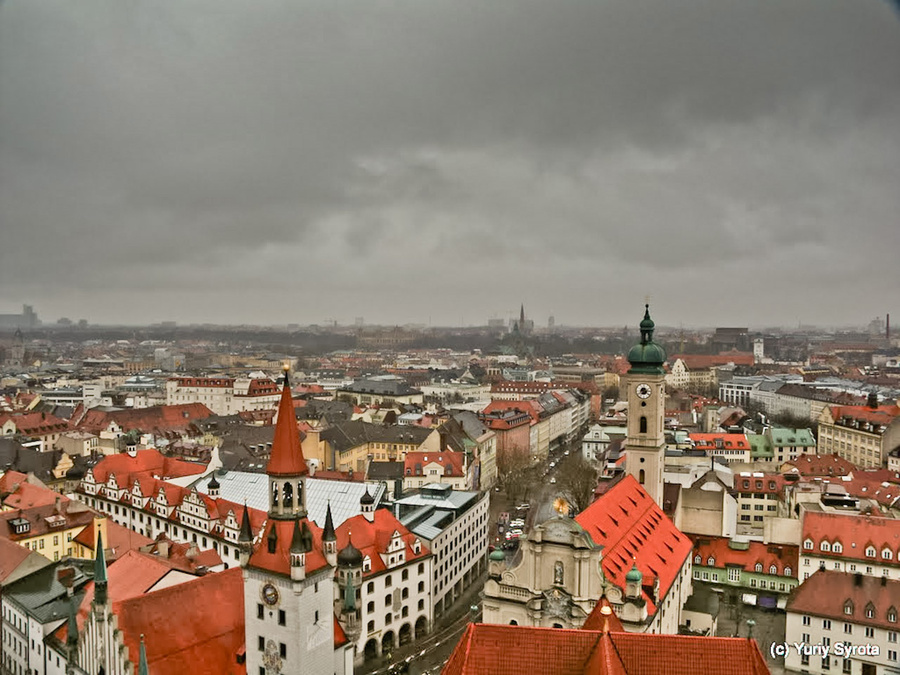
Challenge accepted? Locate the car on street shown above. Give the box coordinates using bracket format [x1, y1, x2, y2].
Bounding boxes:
[550, 477, 557, 484]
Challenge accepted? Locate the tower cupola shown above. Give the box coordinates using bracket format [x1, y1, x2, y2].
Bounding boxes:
[626, 305, 667, 375]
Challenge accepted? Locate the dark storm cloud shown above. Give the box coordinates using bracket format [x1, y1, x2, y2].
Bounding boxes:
[0, 0, 898, 326]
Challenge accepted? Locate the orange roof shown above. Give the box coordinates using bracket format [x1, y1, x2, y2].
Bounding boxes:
[404, 451, 465, 478]
[802, 511, 900, 558]
[443, 623, 770, 675]
[827, 403, 900, 426]
[89, 449, 206, 485]
[0, 537, 39, 584]
[690, 535, 798, 574]
[671, 352, 756, 369]
[266, 377, 309, 476]
[247, 518, 327, 576]
[1, 471, 67, 510]
[76, 403, 213, 436]
[575, 475, 692, 616]
[582, 596, 625, 632]
[689, 433, 750, 451]
[734, 473, 785, 495]
[0, 411, 69, 435]
[334, 510, 430, 577]
[105, 520, 154, 560]
[782, 453, 854, 477]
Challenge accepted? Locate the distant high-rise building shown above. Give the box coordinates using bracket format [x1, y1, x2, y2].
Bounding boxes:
[0, 304, 40, 330]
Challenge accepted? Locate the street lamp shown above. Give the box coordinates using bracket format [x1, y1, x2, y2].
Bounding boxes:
[746, 619, 756, 640]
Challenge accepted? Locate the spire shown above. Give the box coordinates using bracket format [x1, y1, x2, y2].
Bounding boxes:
[94, 531, 108, 605]
[238, 503, 253, 543]
[323, 501, 336, 542]
[290, 519, 308, 555]
[267, 522, 279, 554]
[138, 634, 149, 675]
[266, 366, 309, 477]
[520, 303, 525, 323]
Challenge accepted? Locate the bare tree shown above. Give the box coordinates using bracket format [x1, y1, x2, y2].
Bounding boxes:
[555, 456, 599, 514]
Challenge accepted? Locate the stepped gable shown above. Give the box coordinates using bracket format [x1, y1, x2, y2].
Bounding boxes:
[575, 475, 692, 616]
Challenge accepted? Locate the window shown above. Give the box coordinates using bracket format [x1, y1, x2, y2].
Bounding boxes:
[832, 542, 842, 553]
[823, 619, 831, 630]
[889, 631, 898, 643]
[279, 643, 286, 658]
[385, 613, 392, 625]
[385, 595, 391, 607]
[257, 604, 264, 619]
[885, 549, 894, 560]
[866, 603, 876, 619]
[707, 556, 715, 566]
[889, 609, 898, 623]
[784, 567, 792, 576]
[639, 416, 647, 433]
[865, 627, 875, 638]
[278, 610, 285, 626]
[866, 546, 876, 558]
[695, 555, 701, 564]
[844, 623, 852, 635]
[842, 658, 852, 673]
[367, 582, 374, 593]
[639, 469, 645, 484]
[385, 575, 392, 587]
[803, 539, 813, 550]
[803, 616, 811, 626]
[821, 541, 831, 552]
[368, 620, 375, 633]
[728, 567, 740, 582]
[844, 601, 853, 615]
[402, 569, 409, 581]
[755, 563, 763, 572]
[258, 637, 264, 651]
[367, 601, 375, 613]
[769, 565, 777, 575]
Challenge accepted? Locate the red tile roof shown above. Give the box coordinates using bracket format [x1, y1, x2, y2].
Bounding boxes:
[105, 520, 154, 560]
[690, 535, 798, 575]
[826, 403, 900, 426]
[247, 518, 328, 576]
[734, 473, 785, 496]
[575, 475, 693, 616]
[89, 449, 206, 485]
[404, 451, 465, 478]
[334, 510, 430, 577]
[266, 378, 309, 476]
[1, 471, 67, 509]
[787, 570, 900, 631]
[75, 403, 213, 436]
[670, 352, 756, 369]
[581, 597, 625, 632]
[802, 511, 900, 560]
[0, 411, 70, 436]
[689, 433, 750, 451]
[782, 453, 854, 477]
[443, 623, 770, 675]
[0, 537, 39, 584]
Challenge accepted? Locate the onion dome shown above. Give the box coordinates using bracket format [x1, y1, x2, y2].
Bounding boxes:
[489, 549, 506, 562]
[360, 487, 375, 506]
[626, 304, 667, 375]
[626, 562, 643, 584]
[208, 473, 220, 490]
[337, 533, 363, 568]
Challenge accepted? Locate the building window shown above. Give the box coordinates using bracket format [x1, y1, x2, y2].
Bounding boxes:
[770, 565, 777, 575]
[784, 567, 792, 576]
[368, 620, 375, 633]
[866, 603, 876, 619]
[803, 539, 813, 550]
[832, 543, 842, 553]
[707, 557, 715, 566]
[865, 627, 875, 638]
[844, 623, 852, 634]
[755, 563, 763, 572]
[258, 604, 264, 619]
[866, 546, 876, 558]
[823, 619, 831, 630]
[639, 469, 645, 485]
[279, 643, 286, 658]
[278, 610, 285, 626]
[258, 637, 264, 651]
[844, 601, 853, 615]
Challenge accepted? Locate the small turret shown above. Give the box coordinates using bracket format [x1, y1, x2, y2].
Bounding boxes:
[267, 522, 279, 554]
[322, 501, 337, 567]
[208, 473, 220, 499]
[336, 532, 363, 642]
[360, 487, 375, 522]
[238, 503, 253, 567]
[625, 561, 642, 600]
[290, 520, 312, 582]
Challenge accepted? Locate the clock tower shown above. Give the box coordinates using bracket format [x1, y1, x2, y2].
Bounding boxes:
[623, 305, 668, 506]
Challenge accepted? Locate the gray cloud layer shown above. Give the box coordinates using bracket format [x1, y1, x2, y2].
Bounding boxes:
[1, 0, 898, 328]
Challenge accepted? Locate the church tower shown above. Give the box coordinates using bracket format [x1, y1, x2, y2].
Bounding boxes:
[242, 367, 344, 675]
[623, 305, 667, 506]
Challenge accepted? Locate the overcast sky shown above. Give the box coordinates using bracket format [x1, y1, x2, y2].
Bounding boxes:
[1, 0, 898, 329]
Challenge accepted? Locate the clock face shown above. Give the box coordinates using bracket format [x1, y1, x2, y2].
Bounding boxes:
[262, 583, 279, 606]
[635, 383, 652, 399]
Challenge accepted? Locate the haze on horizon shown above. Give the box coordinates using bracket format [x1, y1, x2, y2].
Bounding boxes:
[1, 0, 898, 330]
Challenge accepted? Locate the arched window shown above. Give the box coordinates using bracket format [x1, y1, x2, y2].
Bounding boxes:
[271, 482, 279, 507]
[844, 600, 854, 615]
[888, 607, 897, 623]
[707, 556, 715, 566]
[755, 563, 763, 572]
[694, 555, 701, 564]
[639, 469, 645, 484]
[283, 483, 293, 509]
[509, 620, 518, 626]
[554, 561, 564, 586]
[784, 567, 792, 576]
[769, 565, 777, 575]
[639, 416, 648, 434]
[865, 603, 876, 619]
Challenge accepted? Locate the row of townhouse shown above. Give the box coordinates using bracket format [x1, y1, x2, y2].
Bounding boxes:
[799, 510, 900, 582]
[817, 396, 900, 469]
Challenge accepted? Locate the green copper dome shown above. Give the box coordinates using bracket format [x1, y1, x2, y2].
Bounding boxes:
[625, 562, 643, 583]
[490, 549, 506, 561]
[627, 304, 667, 375]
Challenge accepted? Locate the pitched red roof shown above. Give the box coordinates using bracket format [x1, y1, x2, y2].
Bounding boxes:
[403, 451, 465, 478]
[581, 597, 625, 632]
[670, 352, 756, 369]
[802, 511, 900, 560]
[0, 537, 39, 584]
[247, 518, 328, 576]
[575, 475, 693, 616]
[782, 453, 854, 477]
[76, 403, 213, 436]
[827, 403, 900, 426]
[787, 570, 900, 631]
[334, 510, 430, 577]
[443, 623, 770, 675]
[690, 535, 798, 575]
[689, 433, 750, 451]
[0, 411, 70, 436]
[1, 471, 67, 509]
[89, 449, 206, 485]
[266, 377, 308, 476]
[734, 473, 785, 496]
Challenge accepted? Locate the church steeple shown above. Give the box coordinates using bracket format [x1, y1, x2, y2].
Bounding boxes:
[266, 366, 309, 520]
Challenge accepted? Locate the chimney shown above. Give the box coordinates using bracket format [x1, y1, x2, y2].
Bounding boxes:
[867, 392, 879, 409]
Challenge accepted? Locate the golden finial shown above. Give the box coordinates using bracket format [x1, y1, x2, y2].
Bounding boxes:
[553, 497, 570, 515]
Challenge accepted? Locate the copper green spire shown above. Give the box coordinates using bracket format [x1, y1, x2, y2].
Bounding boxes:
[627, 304, 667, 375]
[94, 531, 108, 605]
[138, 634, 149, 675]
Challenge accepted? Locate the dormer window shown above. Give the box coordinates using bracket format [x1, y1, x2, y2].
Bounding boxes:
[821, 541, 831, 552]
[833, 542, 843, 554]
[695, 555, 702, 564]
[865, 603, 876, 619]
[866, 546, 876, 558]
[784, 567, 792, 576]
[413, 540, 421, 555]
[888, 607, 897, 623]
[844, 600, 854, 615]
[707, 556, 715, 566]
[769, 565, 778, 575]
[883, 548, 893, 560]
[363, 556, 371, 573]
[755, 563, 763, 573]
[803, 539, 814, 550]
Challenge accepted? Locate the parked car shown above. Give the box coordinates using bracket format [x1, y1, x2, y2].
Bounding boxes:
[550, 477, 557, 484]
